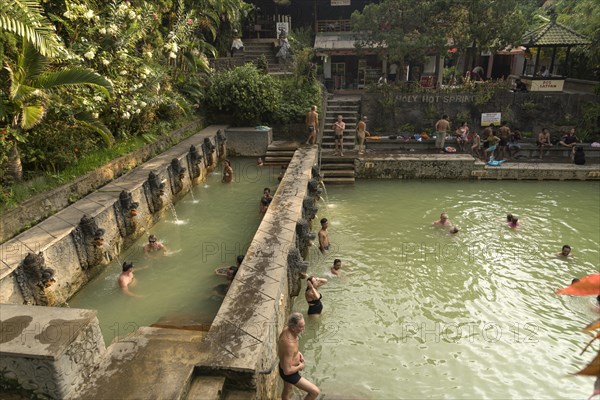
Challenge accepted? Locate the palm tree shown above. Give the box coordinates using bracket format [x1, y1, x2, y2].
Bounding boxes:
[0, 0, 62, 57]
[1, 40, 113, 181]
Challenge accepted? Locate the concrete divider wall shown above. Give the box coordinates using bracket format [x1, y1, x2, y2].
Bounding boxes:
[0, 125, 227, 306]
[195, 146, 319, 398]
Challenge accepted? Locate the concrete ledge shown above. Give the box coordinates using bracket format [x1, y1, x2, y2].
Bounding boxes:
[0, 304, 105, 399]
[195, 146, 318, 398]
[225, 127, 272, 156]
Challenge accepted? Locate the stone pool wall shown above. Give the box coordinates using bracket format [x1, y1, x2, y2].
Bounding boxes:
[0, 126, 226, 306]
[0, 140, 320, 399]
[194, 146, 320, 398]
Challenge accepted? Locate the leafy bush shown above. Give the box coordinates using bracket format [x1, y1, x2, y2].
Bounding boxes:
[271, 78, 321, 125]
[204, 64, 281, 126]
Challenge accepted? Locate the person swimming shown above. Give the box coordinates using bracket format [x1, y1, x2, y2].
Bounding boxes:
[434, 212, 452, 226]
[557, 245, 572, 257]
[508, 216, 519, 228]
[331, 259, 342, 276]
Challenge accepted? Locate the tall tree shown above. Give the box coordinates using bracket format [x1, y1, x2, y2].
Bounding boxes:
[553, 0, 599, 78]
[352, 0, 447, 74]
[352, 0, 530, 73]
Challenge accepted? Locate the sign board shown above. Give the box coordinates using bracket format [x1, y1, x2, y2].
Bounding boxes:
[276, 22, 289, 38]
[331, 0, 351, 5]
[529, 79, 564, 92]
[481, 112, 501, 127]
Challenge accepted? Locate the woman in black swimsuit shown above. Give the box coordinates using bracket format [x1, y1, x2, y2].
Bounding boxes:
[305, 276, 327, 316]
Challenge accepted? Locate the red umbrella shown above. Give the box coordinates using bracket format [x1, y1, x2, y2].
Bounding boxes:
[556, 273, 600, 296]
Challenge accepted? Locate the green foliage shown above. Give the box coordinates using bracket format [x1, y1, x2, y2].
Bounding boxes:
[271, 78, 321, 125]
[204, 64, 281, 126]
[580, 101, 600, 141]
[553, 0, 600, 78]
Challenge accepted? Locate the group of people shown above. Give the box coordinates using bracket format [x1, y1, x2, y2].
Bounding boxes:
[435, 115, 586, 164]
[305, 106, 371, 156]
[278, 217, 346, 400]
[118, 234, 167, 297]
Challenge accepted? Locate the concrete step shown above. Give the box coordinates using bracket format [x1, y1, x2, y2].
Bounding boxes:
[77, 327, 208, 400]
[265, 150, 295, 157]
[268, 141, 299, 151]
[264, 156, 293, 163]
[321, 163, 355, 170]
[186, 376, 226, 400]
[322, 176, 355, 184]
[321, 155, 356, 163]
[223, 389, 256, 400]
[322, 170, 355, 177]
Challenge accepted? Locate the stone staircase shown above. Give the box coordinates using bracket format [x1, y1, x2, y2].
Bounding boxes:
[208, 39, 292, 74]
[321, 154, 355, 184]
[242, 39, 291, 74]
[264, 141, 301, 165]
[322, 94, 361, 152]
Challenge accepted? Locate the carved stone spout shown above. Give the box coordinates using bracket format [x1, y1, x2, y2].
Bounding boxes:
[114, 190, 139, 237]
[14, 252, 57, 306]
[216, 129, 227, 159]
[71, 215, 106, 269]
[189, 145, 203, 179]
[302, 196, 319, 221]
[168, 158, 187, 195]
[287, 247, 308, 297]
[202, 137, 216, 168]
[144, 171, 165, 213]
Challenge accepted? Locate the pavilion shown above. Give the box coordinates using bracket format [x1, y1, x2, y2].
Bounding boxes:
[520, 13, 591, 92]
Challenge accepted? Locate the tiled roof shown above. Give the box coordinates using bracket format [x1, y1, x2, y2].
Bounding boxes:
[522, 20, 591, 47]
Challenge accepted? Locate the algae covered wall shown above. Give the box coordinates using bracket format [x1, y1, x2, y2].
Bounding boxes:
[361, 91, 599, 138]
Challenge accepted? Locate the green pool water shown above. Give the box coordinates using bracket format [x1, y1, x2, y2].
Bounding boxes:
[68, 158, 277, 345]
[295, 180, 600, 399]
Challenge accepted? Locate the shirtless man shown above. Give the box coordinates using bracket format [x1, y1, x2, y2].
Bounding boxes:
[433, 212, 452, 226]
[537, 128, 553, 160]
[434, 114, 450, 153]
[497, 122, 511, 160]
[318, 218, 330, 254]
[305, 105, 319, 145]
[556, 244, 572, 257]
[356, 116, 370, 155]
[332, 115, 346, 156]
[144, 234, 167, 255]
[118, 261, 138, 297]
[278, 312, 320, 400]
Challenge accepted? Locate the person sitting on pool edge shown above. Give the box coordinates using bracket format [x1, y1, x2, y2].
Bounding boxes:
[144, 234, 167, 255]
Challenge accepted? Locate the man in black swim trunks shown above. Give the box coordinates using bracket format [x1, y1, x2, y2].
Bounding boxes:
[278, 312, 320, 400]
[332, 115, 346, 156]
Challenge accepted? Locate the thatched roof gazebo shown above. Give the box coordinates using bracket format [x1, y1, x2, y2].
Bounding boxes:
[520, 13, 591, 90]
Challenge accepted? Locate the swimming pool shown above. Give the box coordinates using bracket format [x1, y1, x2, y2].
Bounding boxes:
[295, 180, 600, 399]
[68, 158, 278, 345]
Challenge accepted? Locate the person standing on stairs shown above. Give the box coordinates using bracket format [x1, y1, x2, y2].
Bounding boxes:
[356, 115, 370, 155]
[332, 115, 346, 156]
[305, 105, 319, 145]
